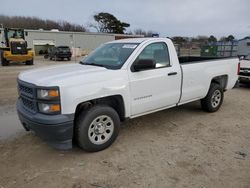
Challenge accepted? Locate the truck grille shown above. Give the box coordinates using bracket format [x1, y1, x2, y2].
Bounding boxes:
[21, 97, 36, 112]
[18, 80, 37, 113]
[19, 84, 34, 97]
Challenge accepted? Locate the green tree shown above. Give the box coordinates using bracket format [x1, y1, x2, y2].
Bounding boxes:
[92, 12, 130, 34]
[208, 35, 217, 43]
[172, 36, 188, 46]
[220, 35, 235, 42]
[226, 35, 235, 42]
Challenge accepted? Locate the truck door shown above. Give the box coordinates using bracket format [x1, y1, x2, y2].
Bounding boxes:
[128, 42, 181, 116]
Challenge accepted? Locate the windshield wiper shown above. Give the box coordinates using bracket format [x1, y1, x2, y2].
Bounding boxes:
[80, 61, 106, 68]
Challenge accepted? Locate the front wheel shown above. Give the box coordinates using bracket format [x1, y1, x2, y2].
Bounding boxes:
[76, 105, 120, 152]
[1, 51, 9, 66]
[1, 58, 9, 66]
[201, 83, 224, 112]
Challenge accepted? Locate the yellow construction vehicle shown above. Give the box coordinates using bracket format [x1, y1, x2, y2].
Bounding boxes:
[0, 28, 34, 66]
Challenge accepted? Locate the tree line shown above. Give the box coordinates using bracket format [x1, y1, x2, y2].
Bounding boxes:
[0, 15, 86, 32]
[0, 13, 153, 35]
[172, 35, 236, 47]
[0, 13, 238, 43]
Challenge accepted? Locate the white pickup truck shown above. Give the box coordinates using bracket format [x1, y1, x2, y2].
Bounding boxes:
[17, 38, 239, 152]
[239, 54, 250, 83]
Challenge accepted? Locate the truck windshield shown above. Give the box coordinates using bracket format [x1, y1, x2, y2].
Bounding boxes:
[7, 30, 24, 39]
[58, 47, 70, 52]
[80, 43, 139, 69]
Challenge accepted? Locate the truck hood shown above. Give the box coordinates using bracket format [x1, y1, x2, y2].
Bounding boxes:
[18, 63, 114, 86]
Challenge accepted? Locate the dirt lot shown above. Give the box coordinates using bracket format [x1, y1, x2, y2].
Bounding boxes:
[0, 58, 249, 188]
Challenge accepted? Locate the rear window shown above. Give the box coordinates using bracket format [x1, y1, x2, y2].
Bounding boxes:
[57, 47, 70, 51]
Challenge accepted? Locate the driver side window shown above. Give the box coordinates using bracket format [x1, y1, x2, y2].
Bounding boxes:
[136, 42, 170, 69]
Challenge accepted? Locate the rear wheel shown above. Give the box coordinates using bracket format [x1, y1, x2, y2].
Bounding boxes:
[76, 105, 120, 152]
[201, 83, 224, 112]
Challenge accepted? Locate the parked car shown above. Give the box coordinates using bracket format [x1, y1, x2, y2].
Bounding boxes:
[17, 38, 239, 152]
[239, 54, 250, 83]
[45, 46, 72, 61]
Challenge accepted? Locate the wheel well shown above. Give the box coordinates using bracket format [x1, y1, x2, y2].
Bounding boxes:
[75, 95, 126, 121]
[211, 75, 228, 91]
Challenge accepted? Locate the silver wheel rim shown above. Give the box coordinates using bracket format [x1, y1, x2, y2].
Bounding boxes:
[211, 90, 221, 108]
[88, 115, 114, 145]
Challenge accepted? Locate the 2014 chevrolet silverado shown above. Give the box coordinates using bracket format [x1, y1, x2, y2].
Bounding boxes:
[17, 38, 239, 152]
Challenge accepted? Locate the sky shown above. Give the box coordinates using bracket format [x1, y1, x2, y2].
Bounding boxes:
[1, 0, 249, 39]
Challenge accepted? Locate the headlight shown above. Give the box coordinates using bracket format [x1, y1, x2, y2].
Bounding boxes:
[37, 88, 59, 100]
[38, 103, 61, 114]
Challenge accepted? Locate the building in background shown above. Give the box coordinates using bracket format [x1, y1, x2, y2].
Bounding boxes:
[0, 29, 143, 56]
[173, 42, 201, 57]
[237, 36, 250, 57]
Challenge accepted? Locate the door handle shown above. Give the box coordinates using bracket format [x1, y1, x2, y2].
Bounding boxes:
[168, 72, 177, 76]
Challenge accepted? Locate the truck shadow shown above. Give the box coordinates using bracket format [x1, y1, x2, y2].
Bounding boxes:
[0, 101, 207, 155]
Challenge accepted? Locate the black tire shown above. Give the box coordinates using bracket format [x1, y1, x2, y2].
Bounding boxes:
[1, 51, 9, 66]
[26, 59, 34, 65]
[76, 105, 120, 152]
[201, 83, 224, 112]
[1, 59, 9, 66]
[67, 57, 71, 61]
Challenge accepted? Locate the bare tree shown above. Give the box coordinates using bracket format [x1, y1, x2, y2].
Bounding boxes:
[133, 29, 155, 37]
[0, 15, 86, 32]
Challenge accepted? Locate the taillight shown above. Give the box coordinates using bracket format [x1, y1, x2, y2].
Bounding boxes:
[237, 62, 240, 75]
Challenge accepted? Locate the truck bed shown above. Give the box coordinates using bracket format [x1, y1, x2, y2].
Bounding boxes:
[179, 57, 238, 104]
[178, 56, 235, 64]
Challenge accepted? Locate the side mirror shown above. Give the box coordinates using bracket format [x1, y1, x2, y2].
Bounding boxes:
[133, 59, 156, 72]
[25, 31, 28, 36]
[239, 55, 245, 60]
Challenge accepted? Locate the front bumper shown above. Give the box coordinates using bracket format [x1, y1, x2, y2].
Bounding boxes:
[17, 99, 74, 150]
[4, 51, 33, 62]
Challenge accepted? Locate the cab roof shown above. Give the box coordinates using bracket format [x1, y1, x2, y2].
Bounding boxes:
[107, 37, 171, 44]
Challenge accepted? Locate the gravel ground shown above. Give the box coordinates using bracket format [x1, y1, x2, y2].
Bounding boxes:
[0, 58, 249, 188]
